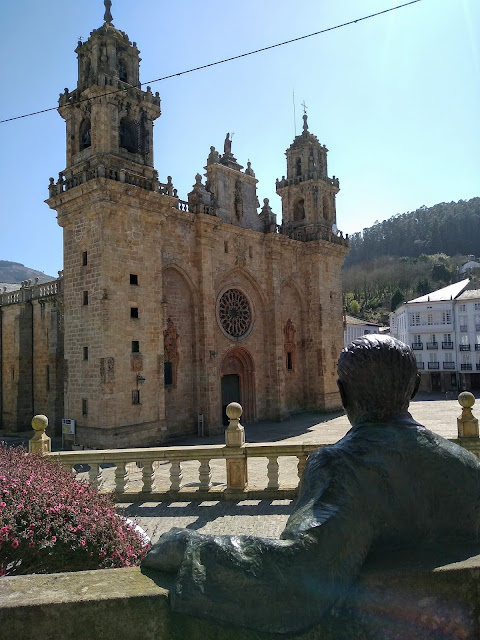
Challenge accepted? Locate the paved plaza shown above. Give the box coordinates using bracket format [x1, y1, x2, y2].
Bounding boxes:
[122, 393, 476, 543]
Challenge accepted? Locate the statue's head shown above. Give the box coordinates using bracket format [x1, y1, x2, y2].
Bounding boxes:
[337, 334, 420, 426]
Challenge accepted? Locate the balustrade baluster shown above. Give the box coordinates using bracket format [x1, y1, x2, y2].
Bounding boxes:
[267, 456, 279, 489]
[88, 463, 102, 489]
[114, 462, 128, 493]
[141, 461, 155, 493]
[297, 454, 308, 481]
[170, 460, 183, 492]
[199, 459, 212, 490]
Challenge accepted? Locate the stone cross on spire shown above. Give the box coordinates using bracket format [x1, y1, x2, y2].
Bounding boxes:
[104, 0, 113, 24]
[301, 100, 309, 132]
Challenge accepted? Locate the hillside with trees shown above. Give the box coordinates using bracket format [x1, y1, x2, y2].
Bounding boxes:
[345, 198, 480, 267]
[342, 198, 480, 324]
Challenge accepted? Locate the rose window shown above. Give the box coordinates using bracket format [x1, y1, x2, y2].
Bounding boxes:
[218, 289, 252, 338]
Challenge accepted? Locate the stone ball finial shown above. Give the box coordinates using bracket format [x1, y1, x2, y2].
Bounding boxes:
[264, 198, 269, 205]
[226, 402, 242, 420]
[32, 415, 48, 432]
[459, 392, 475, 409]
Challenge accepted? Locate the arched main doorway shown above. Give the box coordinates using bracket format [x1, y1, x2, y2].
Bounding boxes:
[220, 347, 256, 425]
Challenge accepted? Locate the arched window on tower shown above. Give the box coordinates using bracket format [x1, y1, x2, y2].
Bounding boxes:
[119, 117, 138, 154]
[118, 60, 128, 83]
[79, 118, 91, 151]
[295, 158, 302, 177]
[293, 198, 305, 222]
[322, 193, 331, 222]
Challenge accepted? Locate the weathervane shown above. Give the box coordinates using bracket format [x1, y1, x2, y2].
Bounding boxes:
[301, 100, 309, 131]
[104, 0, 113, 24]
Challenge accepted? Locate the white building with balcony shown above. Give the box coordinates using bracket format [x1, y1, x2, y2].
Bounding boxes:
[390, 279, 480, 392]
[455, 288, 480, 386]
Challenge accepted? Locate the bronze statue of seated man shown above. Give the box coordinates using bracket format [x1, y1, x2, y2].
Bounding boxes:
[142, 335, 480, 635]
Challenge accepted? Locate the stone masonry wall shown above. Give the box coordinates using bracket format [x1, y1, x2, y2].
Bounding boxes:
[48, 177, 346, 447]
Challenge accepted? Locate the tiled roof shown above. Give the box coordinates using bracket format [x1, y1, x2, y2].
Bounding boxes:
[345, 315, 381, 327]
[456, 288, 480, 300]
[408, 279, 470, 303]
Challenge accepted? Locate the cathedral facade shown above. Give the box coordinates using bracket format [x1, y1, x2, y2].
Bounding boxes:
[0, 8, 348, 447]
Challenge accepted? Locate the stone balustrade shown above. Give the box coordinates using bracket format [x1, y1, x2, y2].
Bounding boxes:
[32, 395, 480, 501]
[0, 276, 63, 307]
[281, 223, 349, 246]
[45, 441, 319, 502]
[48, 165, 179, 201]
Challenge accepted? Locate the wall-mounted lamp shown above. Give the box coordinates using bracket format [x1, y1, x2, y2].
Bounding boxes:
[209, 350, 217, 359]
[136, 375, 146, 384]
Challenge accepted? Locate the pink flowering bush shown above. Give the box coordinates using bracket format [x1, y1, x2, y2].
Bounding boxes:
[0, 444, 148, 576]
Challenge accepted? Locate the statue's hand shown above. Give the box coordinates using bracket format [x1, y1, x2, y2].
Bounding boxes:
[142, 527, 189, 573]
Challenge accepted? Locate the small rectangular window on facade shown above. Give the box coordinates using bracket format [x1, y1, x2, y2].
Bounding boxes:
[130, 307, 139, 319]
[164, 361, 173, 386]
[130, 274, 139, 285]
[82, 398, 88, 416]
[132, 340, 140, 353]
[82, 251, 88, 266]
[83, 346, 89, 361]
[286, 352, 293, 371]
[224, 241, 229, 254]
[132, 390, 140, 405]
[83, 291, 88, 305]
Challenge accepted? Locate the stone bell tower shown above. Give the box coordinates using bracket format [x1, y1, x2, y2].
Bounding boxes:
[57, 0, 160, 181]
[46, 1, 170, 448]
[276, 113, 340, 241]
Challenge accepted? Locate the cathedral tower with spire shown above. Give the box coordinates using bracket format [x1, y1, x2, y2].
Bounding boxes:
[276, 111, 340, 242]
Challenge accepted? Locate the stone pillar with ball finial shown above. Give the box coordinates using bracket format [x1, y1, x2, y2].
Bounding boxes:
[29, 415, 51, 455]
[225, 402, 248, 490]
[457, 392, 479, 438]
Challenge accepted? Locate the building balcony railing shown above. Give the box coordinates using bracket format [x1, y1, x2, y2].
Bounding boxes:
[443, 362, 455, 370]
[428, 362, 440, 370]
[475, 344, 480, 351]
[461, 364, 472, 371]
[426, 342, 438, 350]
[416, 362, 425, 369]
[412, 343, 423, 350]
[460, 325, 468, 332]
[459, 345, 471, 351]
[442, 342, 454, 349]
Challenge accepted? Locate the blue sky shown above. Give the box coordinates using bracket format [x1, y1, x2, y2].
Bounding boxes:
[0, 0, 478, 278]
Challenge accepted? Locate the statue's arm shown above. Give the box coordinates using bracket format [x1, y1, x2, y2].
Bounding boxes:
[142, 447, 374, 634]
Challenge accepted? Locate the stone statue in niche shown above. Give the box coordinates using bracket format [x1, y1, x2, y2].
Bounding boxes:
[284, 318, 296, 345]
[143, 335, 480, 635]
[163, 318, 179, 362]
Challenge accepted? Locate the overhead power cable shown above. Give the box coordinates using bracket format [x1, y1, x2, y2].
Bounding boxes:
[0, 0, 422, 125]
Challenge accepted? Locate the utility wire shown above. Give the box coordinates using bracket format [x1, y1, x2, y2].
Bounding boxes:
[0, 0, 422, 125]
